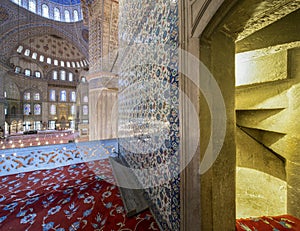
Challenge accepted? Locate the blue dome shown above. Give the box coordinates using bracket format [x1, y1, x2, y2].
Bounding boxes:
[48, 0, 80, 5]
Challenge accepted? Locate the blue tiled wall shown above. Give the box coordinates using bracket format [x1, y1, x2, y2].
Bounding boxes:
[118, 0, 179, 230]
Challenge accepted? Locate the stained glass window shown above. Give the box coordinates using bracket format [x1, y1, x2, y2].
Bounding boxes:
[70, 105, 75, 115]
[73, 10, 79, 21]
[60, 90, 66, 101]
[17, 45, 23, 53]
[70, 91, 76, 102]
[68, 73, 73, 81]
[60, 70, 66, 80]
[50, 90, 56, 101]
[34, 93, 40, 100]
[65, 10, 70, 22]
[25, 69, 31, 76]
[83, 105, 88, 115]
[42, 4, 49, 18]
[35, 71, 41, 78]
[24, 92, 30, 100]
[50, 105, 56, 115]
[54, 8, 60, 21]
[24, 104, 31, 115]
[34, 104, 41, 115]
[83, 96, 88, 103]
[28, 0, 36, 12]
[53, 71, 58, 80]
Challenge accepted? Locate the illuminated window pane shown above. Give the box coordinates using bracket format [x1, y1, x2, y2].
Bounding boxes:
[32, 52, 37, 59]
[49, 90, 56, 101]
[4, 91, 7, 98]
[68, 73, 73, 81]
[24, 104, 31, 115]
[15, 66, 21, 73]
[83, 105, 88, 115]
[71, 62, 76, 68]
[60, 70, 66, 80]
[81, 77, 86, 82]
[17, 45, 23, 53]
[34, 104, 41, 115]
[28, 0, 36, 13]
[50, 105, 56, 115]
[54, 59, 58, 66]
[83, 96, 88, 103]
[42, 4, 49, 18]
[24, 49, 30, 56]
[53, 70, 58, 80]
[24, 92, 30, 100]
[66, 62, 70, 68]
[65, 10, 70, 22]
[61, 61, 65, 67]
[39, 55, 44, 62]
[70, 105, 75, 115]
[47, 58, 51, 64]
[24, 69, 31, 76]
[35, 71, 41, 78]
[60, 90, 66, 101]
[73, 10, 79, 21]
[54, 8, 60, 21]
[34, 93, 40, 100]
[70, 91, 76, 102]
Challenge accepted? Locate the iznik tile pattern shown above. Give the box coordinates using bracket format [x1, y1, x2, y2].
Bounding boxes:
[118, 0, 179, 230]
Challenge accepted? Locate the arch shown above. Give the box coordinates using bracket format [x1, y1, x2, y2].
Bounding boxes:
[41, 4, 49, 18]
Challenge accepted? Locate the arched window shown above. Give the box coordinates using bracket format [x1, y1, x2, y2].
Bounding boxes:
[68, 73, 73, 82]
[83, 96, 88, 103]
[32, 52, 37, 59]
[81, 77, 86, 82]
[34, 104, 41, 115]
[17, 45, 23, 53]
[50, 105, 56, 115]
[28, 0, 36, 13]
[66, 62, 70, 68]
[49, 90, 56, 101]
[24, 49, 30, 56]
[34, 93, 40, 100]
[70, 105, 75, 115]
[61, 61, 65, 67]
[60, 90, 66, 101]
[60, 70, 66, 80]
[73, 10, 79, 21]
[71, 62, 76, 68]
[64, 10, 70, 22]
[83, 105, 88, 115]
[35, 71, 41, 78]
[15, 66, 21, 73]
[52, 70, 58, 80]
[24, 104, 31, 115]
[39, 55, 44, 62]
[41, 4, 49, 18]
[54, 8, 60, 21]
[54, 59, 58, 66]
[47, 57, 51, 64]
[70, 91, 76, 102]
[24, 69, 31, 76]
[24, 92, 30, 100]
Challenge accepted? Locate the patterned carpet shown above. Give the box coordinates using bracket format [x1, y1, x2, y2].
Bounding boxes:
[0, 158, 159, 230]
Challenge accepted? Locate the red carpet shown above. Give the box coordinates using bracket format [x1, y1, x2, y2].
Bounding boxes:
[236, 215, 300, 231]
[0, 159, 159, 230]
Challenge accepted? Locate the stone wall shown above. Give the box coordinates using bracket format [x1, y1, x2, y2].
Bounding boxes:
[118, 0, 179, 229]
